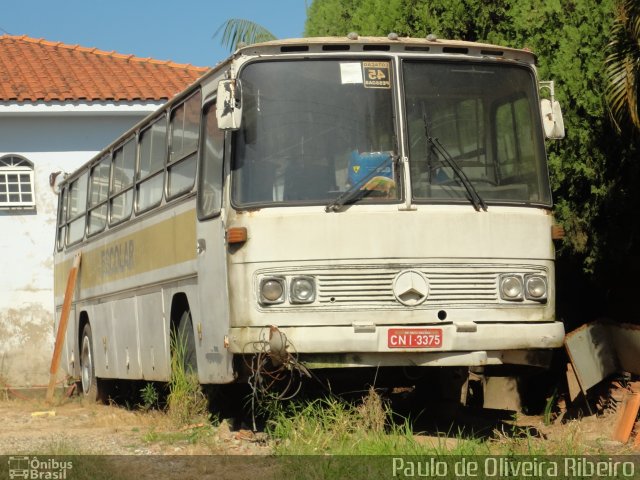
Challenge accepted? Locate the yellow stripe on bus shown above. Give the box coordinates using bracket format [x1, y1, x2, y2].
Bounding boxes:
[54, 209, 197, 297]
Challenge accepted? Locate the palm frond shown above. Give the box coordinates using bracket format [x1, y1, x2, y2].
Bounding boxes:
[605, 0, 640, 132]
[214, 18, 277, 52]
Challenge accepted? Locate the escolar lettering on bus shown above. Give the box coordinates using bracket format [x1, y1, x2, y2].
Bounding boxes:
[100, 240, 134, 277]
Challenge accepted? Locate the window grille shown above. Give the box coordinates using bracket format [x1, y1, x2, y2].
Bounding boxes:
[0, 155, 35, 207]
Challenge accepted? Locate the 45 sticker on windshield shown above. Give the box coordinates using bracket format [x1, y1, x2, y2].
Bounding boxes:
[363, 61, 391, 89]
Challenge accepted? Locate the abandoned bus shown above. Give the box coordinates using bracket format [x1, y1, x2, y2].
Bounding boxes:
[54, 36, 565, 404]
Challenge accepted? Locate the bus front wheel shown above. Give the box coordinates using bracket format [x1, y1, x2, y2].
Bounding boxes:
[80, 323, 108, 403]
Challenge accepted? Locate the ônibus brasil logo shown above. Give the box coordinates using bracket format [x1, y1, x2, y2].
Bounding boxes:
[8, 456, 73, 479]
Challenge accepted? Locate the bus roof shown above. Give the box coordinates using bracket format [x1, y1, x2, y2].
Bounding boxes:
[236, 36, 536, 65]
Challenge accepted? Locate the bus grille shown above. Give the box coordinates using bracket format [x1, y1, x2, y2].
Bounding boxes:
[313, 265, 538, 307]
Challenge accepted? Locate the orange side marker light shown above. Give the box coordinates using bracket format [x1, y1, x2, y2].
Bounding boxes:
[551, 224, 565, 240]
[227, 227, 248, 244]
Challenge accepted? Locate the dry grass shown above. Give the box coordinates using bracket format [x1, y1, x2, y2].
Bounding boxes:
[356, 387, 387, 433]
[482, 411, 636, 455]
[86, 404, 174, 429]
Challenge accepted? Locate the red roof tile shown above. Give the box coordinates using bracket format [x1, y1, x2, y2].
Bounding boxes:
[0, 35, 209, 102]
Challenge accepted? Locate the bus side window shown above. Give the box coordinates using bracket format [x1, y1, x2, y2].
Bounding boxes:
[198, 101, 224, 218]
[88, 155, 110, 235]
[67, 171, 88, 245]
[137, 116, 167, 212]
[168, 91, 202, 199]
[110, 137, 135, 225]
[56, 186, 68, 251]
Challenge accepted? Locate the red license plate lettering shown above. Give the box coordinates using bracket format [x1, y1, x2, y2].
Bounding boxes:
[387, 328, 443, 348]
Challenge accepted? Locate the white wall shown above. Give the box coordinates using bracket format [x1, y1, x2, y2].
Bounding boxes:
[0, 110, 152, 387]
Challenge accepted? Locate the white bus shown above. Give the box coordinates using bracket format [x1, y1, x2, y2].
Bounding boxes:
[54, 35, 565, 404]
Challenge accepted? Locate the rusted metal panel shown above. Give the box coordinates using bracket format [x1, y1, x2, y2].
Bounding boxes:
[565, 321, 640, 395]
[610, 323, 640, 376]
[564, 322, 619, 393]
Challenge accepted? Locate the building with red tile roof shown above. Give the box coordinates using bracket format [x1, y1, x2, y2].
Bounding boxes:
[0, 34, 208, 103]
[0, 35, 209, 389]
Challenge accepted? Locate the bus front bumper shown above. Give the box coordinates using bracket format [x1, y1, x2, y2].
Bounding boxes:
[227, 321, 565, 368]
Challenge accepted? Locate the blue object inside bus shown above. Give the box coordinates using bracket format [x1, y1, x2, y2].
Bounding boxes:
[348, 151, 393, 185]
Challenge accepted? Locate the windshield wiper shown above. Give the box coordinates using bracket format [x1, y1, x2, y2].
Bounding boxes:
[325, 155, 396, 213]
[428, 136, 487, 211]
[422, 112, 487, 212]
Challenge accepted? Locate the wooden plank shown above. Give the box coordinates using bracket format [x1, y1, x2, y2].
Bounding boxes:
[46, 252, 81, 404]
[612, 393, 640, 443]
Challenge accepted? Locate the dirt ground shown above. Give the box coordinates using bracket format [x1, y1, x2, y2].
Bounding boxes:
[1, 388, 639, 480]
[0, 391, 635, 457]
[0, 396, 270, 456]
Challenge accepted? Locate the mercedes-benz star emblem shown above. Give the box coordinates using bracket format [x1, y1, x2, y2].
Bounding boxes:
[392, 270, 429, 306]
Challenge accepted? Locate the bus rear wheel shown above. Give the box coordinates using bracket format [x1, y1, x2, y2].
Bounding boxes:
[80, 323, 109, 403]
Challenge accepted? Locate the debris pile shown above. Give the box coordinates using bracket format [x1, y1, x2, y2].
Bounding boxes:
[564, 321, 640, 448]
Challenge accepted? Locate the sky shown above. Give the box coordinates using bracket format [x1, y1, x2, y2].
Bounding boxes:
[1, 0, 309, 67]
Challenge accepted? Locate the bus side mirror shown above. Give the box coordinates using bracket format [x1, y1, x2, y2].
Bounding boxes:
[539, 81, 565, 140]
[216, 79, 242, 130]
[541, 99, 565, 139]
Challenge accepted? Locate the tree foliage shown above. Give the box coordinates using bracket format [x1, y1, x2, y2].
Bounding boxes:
[306, 0, 640, 320]
[605, 0, 640, 132]
[215, 19, 277, 52]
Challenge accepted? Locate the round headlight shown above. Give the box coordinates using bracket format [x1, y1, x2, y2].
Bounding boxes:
[501, 275, 523, 300]
[526, 276, 547, 299]
[290, 277, 315, 304]
[260, 278, 285, 303]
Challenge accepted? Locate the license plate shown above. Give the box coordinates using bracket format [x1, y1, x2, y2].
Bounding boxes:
[387, 328, 443, 348]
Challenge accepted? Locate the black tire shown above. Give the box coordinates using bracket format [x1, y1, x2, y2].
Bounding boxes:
[80, 323, 109, 403]
[176, 310, 197, 374]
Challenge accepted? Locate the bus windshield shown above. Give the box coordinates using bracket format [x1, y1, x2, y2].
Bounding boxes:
[232, 59, 399, 207]
[404, 61, 552, 206]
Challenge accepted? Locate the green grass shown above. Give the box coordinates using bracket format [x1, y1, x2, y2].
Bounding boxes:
[266, 388, 489, 456]
[543, 388, 558, 426]
[142, 424, 214, 445]
[166, 328, 209, 426]
[139, 382, 160, 411]
[258, 389, 634, 480]
[261, 387, 633, 458]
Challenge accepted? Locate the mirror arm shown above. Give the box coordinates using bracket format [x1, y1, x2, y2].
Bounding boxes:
[539, 81, 556, 105]
[216, 79, 243, 131]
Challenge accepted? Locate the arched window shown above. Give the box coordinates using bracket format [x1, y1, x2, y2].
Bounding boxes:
[0, 155, 35, 207]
